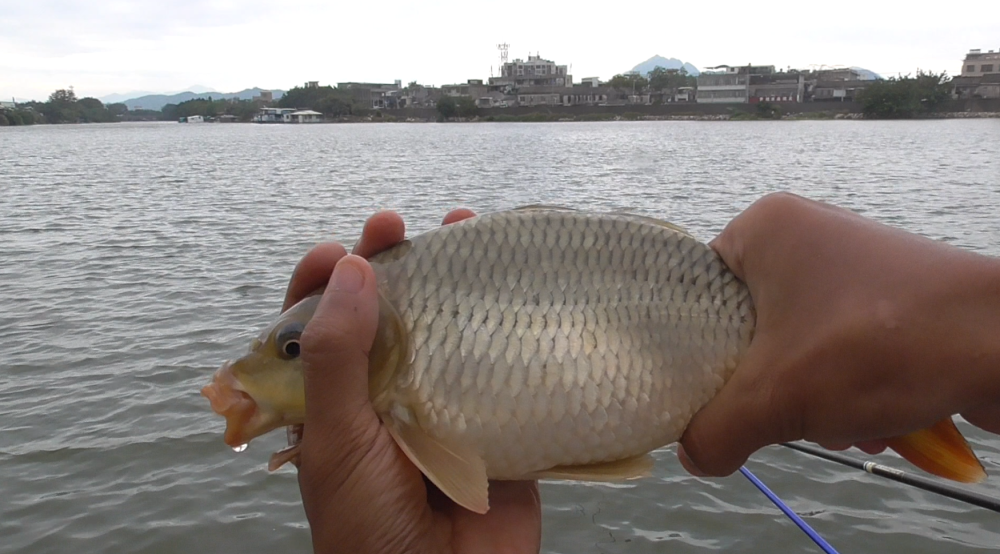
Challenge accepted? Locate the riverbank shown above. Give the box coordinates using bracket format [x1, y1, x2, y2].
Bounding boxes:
[310, 97, 1000, 123]
[6, 98, 998, 127]
[319, 109, 1000, 124]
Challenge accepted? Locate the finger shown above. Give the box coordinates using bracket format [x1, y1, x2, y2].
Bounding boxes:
[283, 242, 348, 311]
[442, 208, 476, 225]
[709, 192, 813, 282]
[447, 480, 541, 553]
[352, 210, 405, 258]
[300, 255, 381, 442]
[678, 345, 791, 476]
[708, 218, 747, 282]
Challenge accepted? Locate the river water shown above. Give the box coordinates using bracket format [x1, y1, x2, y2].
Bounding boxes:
[1, 120, 999, 553]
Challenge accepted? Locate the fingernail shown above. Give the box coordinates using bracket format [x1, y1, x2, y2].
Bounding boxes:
[677, 445, 708, 477]
[332, 256, 364, 294]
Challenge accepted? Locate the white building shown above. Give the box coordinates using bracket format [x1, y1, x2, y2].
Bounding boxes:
[491, 53, 572, 87]
[954, 49, 1000, 99]
[286, 110, 323, 123]
[253, 107, 297, 123]
[961, 49, 1000, 77]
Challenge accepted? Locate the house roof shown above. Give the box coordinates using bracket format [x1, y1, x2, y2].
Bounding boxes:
[290, 110, 322, 115]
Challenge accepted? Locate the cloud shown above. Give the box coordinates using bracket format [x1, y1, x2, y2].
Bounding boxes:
[0, 0, 280, 56]
[1, 0, 998, 100]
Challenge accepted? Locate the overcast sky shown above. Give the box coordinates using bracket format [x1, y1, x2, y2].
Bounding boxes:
[2, 0, 998, 102]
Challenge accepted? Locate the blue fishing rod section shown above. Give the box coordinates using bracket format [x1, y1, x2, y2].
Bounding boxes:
[739, 466, 840, 554]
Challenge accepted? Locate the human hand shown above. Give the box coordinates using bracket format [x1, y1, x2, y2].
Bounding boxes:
[678, 192, 1000, 476]
[283, 209, 541, 554]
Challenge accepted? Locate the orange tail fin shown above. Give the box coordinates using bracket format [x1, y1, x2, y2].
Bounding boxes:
[885, 418, 986, 483]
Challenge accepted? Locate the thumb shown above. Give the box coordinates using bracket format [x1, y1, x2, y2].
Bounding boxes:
[678, 344, 789, 476]
[300, 254, 381, 443]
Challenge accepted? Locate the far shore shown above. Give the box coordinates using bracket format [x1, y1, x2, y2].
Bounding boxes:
[225, 110, 1000, 124]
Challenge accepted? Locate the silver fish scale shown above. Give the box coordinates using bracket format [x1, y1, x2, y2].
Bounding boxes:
[370, 209, 755, 479]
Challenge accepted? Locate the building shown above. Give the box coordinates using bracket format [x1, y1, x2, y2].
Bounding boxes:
[674, 87, 694, 102]
[954, 49, 1000, 99]
[399, 84, 441, 108]
[802, 68, 871, 101]
[749, 73, 805, 103]
[337, 81, 403, 109]
[815, 68, 862, 81]
[0, 100, 15, 110]
[694, 72, 744, 103]
[253, 107, 296, 123]
[441, 79, 489, 99]
[490, 53, 572, 88]
[252, 90, 274, 103]
[961, 49, 1000, 77]
[287, 110, 322, 123]
[560, 85, 615, 106]
[696, 65, 760, 103]
[515, 87, 563, 106]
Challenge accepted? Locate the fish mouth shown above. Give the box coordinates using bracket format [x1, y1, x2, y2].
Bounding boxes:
[201, 362, 262, 448]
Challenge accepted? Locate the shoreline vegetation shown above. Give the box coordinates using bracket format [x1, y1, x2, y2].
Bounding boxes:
[3, 71, 998, 127]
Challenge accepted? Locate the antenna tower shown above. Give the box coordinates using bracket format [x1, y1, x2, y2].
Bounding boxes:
[498, 42, 509, 68]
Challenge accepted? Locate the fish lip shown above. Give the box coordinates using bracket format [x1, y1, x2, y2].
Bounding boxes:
[201, 362, 259, 448]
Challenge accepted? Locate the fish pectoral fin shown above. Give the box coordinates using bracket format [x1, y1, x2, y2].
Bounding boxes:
[528, 453, 655, 482]
[267, 443, 301, 472]
[885, 417, 986, 483]
[383, 412, 490, 514]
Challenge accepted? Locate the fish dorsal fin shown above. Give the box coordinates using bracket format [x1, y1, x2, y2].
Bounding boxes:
[608, 211, 693, 237]
[383, 405, 490, 514]
[528, 453, 655, 482]
[512, 204, 578, 213]
[511, 205, 692, 237]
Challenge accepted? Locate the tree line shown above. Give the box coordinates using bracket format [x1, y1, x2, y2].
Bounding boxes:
[857, 71, 953, 119]
[605, 66, 698, 95]
[0, 88, 129, 126]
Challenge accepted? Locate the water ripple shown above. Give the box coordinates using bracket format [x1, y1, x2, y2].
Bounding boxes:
[1, 120, 998, 554]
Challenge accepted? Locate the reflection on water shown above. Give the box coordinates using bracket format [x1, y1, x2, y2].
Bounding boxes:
[1, 120, 998, 554]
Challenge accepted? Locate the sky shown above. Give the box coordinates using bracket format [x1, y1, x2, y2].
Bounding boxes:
[2, 0, 998, 102]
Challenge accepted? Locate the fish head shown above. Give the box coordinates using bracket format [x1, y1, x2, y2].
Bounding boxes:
[202, 295, 320, 448]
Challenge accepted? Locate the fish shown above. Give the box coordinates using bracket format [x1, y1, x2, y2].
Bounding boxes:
[202, 205, 986, 514]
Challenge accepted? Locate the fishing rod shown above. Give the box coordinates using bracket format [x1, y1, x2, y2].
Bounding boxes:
[740, 466, 840, 554]
[782, 442, 1000, 514]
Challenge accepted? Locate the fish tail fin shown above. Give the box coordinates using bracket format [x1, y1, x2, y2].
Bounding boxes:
[885, 417, 986, 483]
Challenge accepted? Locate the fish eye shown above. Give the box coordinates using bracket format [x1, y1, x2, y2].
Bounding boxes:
[283, 340, 300, 359]
[275, 322, 305, 360]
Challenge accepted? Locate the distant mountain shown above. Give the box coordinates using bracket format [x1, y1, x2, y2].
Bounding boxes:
[176, 85, 215, 94]
[107, 87, 286, 111]
[631, 55, 700, 77]
[99, 90, 157, 104]
[850, 67, 882, 80]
